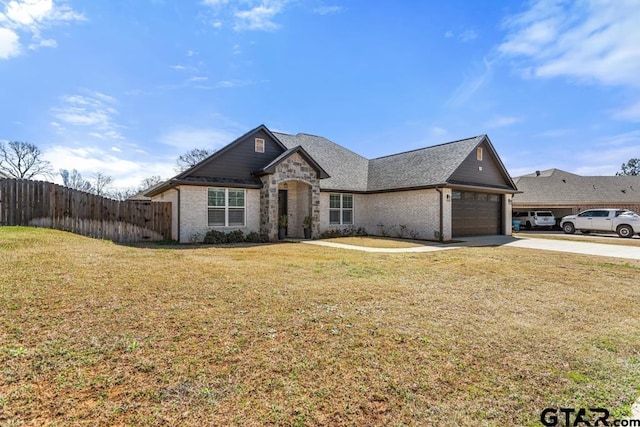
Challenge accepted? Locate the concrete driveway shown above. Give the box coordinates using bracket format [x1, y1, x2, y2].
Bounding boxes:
[460, 235, 640, 260]
[303, 235, 640, 260]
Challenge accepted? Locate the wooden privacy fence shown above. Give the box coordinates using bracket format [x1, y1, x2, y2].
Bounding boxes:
[0, 179, 172, 242]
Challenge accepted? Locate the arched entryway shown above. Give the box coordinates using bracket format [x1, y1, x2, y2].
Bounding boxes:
[278, 180, 313, 238]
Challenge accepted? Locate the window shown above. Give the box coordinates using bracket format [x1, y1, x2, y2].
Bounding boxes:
[255, 138, 265, 153]
[476, 147, 483, 161]
[208, 188, 245, 226]
[329, 193, 353, 225]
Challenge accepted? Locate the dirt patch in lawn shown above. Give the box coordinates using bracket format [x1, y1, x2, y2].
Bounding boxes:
[2, 226, 640, 426]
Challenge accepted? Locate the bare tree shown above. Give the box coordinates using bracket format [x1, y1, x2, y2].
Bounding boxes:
[108, 187, 138, 201]
[617, 158, 640, 176]
[90, 171, 113, 197]
[139, 175, 163, 191]
[0, 141, 53, 179]
[175, 148, 213, 172]
[60, 169, 93, 192]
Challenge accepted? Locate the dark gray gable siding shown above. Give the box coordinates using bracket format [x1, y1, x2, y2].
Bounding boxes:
[448, 140, 514, 189]
[183, 128, 285, 182]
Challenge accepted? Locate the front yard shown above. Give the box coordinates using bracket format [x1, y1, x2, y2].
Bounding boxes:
[1, 227, 639, 426]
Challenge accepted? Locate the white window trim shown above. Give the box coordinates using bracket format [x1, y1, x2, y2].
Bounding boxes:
[329, 193, 354, 225]
[255, 138, 265, 153]
[207, 188, 246, 227]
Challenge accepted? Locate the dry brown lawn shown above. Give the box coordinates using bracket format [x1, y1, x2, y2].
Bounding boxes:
[323, 236, 426, 248]
[1, 227, 640, 426]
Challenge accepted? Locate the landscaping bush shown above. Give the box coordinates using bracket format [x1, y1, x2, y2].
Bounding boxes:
[203, 230, 228, 244]
[245, 231, 269, 243]
[319, 226, 367, 239]
[226, 230, 245, 243]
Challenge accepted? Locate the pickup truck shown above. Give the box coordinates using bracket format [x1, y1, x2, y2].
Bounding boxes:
[560, 209, 640, 238]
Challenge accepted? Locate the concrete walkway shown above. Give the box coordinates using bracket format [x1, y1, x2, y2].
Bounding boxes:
[302, 235, 640, 260]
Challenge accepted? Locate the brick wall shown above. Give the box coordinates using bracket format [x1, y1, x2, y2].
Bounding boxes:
[169, 186, 260, 243]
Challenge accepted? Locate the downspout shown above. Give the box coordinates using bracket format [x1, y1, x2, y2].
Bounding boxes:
[435, 187, 444, 242]
[175, 187, 181, 243]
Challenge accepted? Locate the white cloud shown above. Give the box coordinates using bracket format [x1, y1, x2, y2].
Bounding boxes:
[202, 0, 228, 6]
[0, 0, 84, 59]
[233, 1, 285, 32]
[0, 27, 20, 58]
[313, 5, 343, 16]
[51, 91, 125, 141]
[612, 101, 640, 122]
[201, 0, 287, 32]
[45, 144, 174, 188]
[484, 116, 521, 129]
[459, 29, 477, 42]
[447, 57, 494, 107]
[444, 28, 478, 42]
[499, 0, 640, 88]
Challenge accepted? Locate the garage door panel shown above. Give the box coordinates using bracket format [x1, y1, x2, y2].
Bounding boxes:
[452, 191, 501, 237]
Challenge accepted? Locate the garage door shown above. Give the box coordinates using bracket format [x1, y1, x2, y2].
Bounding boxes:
[452, 191, 502, 237]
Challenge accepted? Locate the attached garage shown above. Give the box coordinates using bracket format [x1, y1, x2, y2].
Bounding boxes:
[451, 191, 502, 237]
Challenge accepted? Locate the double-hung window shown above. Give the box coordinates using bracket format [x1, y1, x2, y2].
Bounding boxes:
[208, 188, 245, 227]
[329, 193, 353, 225]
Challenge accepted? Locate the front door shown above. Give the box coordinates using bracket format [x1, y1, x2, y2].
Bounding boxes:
[278, 189, 288, 236]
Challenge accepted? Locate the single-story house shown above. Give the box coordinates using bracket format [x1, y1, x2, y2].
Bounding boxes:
[146, 124, 518, 242]
[512, 168, 640, 219]
[0, 170, 8, 179]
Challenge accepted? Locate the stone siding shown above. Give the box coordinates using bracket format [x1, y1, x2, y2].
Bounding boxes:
[260, 152, 320, 241]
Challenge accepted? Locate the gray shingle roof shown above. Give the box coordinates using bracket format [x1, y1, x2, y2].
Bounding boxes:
[273, 132, 369, 191]
[254, 145, 330, 178]
[513, 169, 640, 204]
[368, 136, 485, 191]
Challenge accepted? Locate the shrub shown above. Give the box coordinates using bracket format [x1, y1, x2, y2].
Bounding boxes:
[319, 226, 367, 239]
[245, 231, 268, 243]
[226, 230, 245, 243]
[203, 230, 228, 244]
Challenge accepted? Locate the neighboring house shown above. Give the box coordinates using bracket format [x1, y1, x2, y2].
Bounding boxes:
[0, 170, 8, 179]
[513, 169, 640, 219]
[146, 124, 518, 242]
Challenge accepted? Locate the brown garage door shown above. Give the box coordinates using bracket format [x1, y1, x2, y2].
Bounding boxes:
[452, 191, 502, 237]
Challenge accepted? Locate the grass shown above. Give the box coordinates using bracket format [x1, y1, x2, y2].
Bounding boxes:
[323, 236, 426, 248]
[1, 226, 640, 426]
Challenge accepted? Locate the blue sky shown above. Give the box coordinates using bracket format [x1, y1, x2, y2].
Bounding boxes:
[1, 0, 639, 189]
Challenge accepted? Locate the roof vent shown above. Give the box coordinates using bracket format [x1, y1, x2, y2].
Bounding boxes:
[622, 189, 627, 193]
[562, 179, 567, 183]
[535, 170, 541, 176]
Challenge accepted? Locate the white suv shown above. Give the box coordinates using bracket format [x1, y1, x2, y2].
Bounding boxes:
[513, 211, 556, 230]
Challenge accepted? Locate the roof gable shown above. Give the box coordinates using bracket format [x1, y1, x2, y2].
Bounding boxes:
[448, 136, 518, 190]
[178, 124, 286, 181]
[254, 146, 330, 179]
[368, 135, 516, 192]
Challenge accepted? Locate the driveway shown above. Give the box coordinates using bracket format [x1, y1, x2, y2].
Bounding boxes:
[303, 235, 640, 260]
